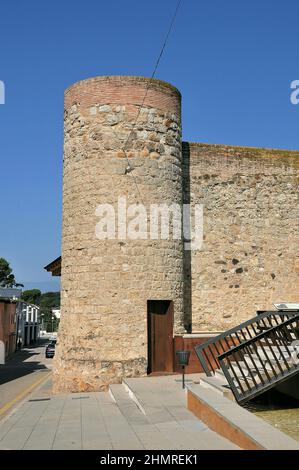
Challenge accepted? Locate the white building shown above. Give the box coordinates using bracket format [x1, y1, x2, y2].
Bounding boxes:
[16, 302, 40, 347]
[52, 308, 60, 319]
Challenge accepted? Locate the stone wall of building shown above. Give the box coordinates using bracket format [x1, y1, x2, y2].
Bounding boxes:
[54, 75, 299, 391]
[183, 142, 299, 332]
[54, 76, 185, 392]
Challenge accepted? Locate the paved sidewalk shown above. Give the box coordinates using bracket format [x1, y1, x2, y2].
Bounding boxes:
[0, 375, 238, 450]
[0, 338, 53, 418]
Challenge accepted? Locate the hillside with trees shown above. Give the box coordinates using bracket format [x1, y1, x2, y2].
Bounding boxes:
[21, 290, 60, 332]
[0, 257, 23, 287]
[1, 257, 61, 332]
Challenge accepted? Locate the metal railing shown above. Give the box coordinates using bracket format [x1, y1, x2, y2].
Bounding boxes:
[218, 314, 299, 404]
[194, 311, 296, 376]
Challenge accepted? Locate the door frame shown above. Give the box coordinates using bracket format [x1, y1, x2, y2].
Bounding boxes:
[147, 300, 174, 375]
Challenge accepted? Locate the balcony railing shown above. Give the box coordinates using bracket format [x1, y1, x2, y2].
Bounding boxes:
[218, 314, 299, 403]
[194, 310, 296, 376]
[194, 310, 299, 404]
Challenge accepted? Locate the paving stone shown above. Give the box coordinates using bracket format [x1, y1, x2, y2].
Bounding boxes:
[109, 384, 150, 425]
[0, 374, 240, 450]
[131, 423, 177, 450]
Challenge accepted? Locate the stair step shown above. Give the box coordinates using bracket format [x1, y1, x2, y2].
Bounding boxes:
[256, 346, 293, 362]
[227, 362, 272, 391]
[218, 355, 293, 388]
[214, 368, 225, 380]
[226, 358, 298, 393]
[259, 340, 295, 351]
[199, 374, 234, 401]
[243, 354, 274, 371]
[109, 383, 132, 404]
[108, 384, 149, 425]
[230, 361, 262, 378]
[250, 353, 291, 367]
[123, 378, 238, 449]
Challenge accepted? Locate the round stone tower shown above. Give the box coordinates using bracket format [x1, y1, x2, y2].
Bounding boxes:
[54, 76, 185, 392]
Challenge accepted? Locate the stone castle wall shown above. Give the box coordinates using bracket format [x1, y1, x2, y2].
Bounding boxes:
[54, 75, 299, 392]
[183, 142, 299, 332]
[54, 76, 185, 392]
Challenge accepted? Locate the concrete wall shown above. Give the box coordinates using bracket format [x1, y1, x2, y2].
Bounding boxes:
[183, 142, 299, 332]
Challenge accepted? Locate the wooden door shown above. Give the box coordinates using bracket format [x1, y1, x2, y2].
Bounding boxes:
[147, 300, 174, 374]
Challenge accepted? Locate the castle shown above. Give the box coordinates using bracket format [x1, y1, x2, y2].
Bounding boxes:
[50, 75, 299, 392]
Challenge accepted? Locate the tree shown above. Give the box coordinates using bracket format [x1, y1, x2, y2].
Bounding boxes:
[21, 289, 41, 305]
[20, 289, 60, 332]
[0, 257, 23, 288]
[39, 291, 60, 310]
[39, 291, 61, 332]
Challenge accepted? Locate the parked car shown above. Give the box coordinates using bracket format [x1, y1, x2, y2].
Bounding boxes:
[45, 341, 56, 358]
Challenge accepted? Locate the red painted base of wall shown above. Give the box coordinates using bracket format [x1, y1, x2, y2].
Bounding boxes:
[173, 336, 214, 374]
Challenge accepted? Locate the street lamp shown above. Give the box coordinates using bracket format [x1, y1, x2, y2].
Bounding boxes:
[51, 316, 54, 333]
[176, 350, 191, 389]
[41, 314, 44, 335]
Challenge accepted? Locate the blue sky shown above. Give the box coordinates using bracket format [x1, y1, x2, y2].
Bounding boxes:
[0, 0, 298, 291]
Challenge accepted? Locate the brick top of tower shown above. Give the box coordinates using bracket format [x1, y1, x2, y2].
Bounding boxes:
[64, 75, 181, 115]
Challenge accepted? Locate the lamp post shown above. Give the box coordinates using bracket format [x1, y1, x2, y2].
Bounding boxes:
[41, 314, 44, 336]
[176, 350, 191, 389]
[51, 316, 54, 333]
[15, 303, 21, 350]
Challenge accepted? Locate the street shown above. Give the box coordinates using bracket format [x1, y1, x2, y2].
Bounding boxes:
[0, 337, 53, 418]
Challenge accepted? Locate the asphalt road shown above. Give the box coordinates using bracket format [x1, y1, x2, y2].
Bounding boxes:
[0, 337, 53, 417]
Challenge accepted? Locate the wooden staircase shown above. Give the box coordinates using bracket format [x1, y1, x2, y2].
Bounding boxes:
[195, 311, 299, 404]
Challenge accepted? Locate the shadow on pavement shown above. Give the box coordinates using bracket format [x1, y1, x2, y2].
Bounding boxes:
[0, 338, 52, 385]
